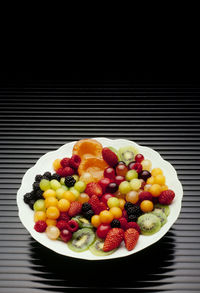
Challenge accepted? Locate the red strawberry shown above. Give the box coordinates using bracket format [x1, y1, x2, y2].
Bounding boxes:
[60, 157, 70, 168]
[126, 222, 141, 234]
[103, 228, 124, 252]
[89, 195, 106, 214]
[124, 228, 139, 251]
[68, 201, 82, 217]
[102, 147, 118, 167]
[69, 155, 81, 170]
[85, 182, 103, 197]
[118, 217, 128, 230]
[61, 166, 75, 177]
[159, 189, 175, 205]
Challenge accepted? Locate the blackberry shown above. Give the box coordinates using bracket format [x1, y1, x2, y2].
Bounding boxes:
[110, 219, 121, 228]
[127, 205, 142, 217]
[35, 174, 43, 182]
[51, 173, 61, 181]
[35, 189, 44, 200]
[84, 209, 94, 220]
[32, 181, 40, 191]
[28, 199, 36, 210]
[23, 192, 34, 204]
[42, 175, 50, 180]
[128, 215, 137, 222]
[82, 202, 92, 212]
[43, 172, 52, 179]
[65, 176, 76, 187]
[124, 202, 134, 211]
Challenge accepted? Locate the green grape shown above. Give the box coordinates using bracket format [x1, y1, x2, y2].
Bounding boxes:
[33, 199, 46, 211]
[60, 177, 66, 185]
[69, 187, 80, 200]
[125, 170, 138, 181]
[74, 180, 86, 193]
[72, 175, 79, 182]
[40, 179, 50, 191]
[130, 179, 141, 191]
[61, 185, 68, 191]
[119, 181, 131, 194]
[107, 197, 120, 208]
[56, 188, 66, 200]
[50, 179, 61, 190]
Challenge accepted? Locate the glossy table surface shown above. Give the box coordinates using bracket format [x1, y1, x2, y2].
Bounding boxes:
[0, 82, 200, 292]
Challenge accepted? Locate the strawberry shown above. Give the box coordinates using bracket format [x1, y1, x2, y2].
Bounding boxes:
[60, 157, 70, 168]
[89, 195, 106, 214]
[68, 201, 82, 217]
[124, 228, 139, 251]
[102, 147, 118, 167]
[85, 182, 103, 197]
[158, 189, 175, 205]
[103, 228, 124, 252]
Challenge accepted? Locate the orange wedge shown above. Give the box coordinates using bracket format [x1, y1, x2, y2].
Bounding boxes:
[78, 157, 108, 183]
[73, 138, 103, 160]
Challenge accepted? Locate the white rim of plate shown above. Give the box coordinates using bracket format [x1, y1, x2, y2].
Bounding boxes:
[17, 138, 183, 261]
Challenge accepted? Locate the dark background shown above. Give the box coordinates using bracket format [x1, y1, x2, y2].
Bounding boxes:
[0, 61, 200, 292]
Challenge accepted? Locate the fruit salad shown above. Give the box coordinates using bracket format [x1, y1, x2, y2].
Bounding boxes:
[23, 139, 176, 256]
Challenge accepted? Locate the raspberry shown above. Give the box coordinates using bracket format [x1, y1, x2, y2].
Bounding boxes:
[56, 168, 64, 176]
[56, 220, 69, 231]
[127, 222, 141, 233]
[122, 209, 128, 219]
[68, 201, 82, 217]
[66, 219, 79, 232]
[58, 212, 70, 222]
[102, 147, 118, 167]
[139, 191, 153, 202]
[159, 190, 175, 205]
[118, 217, 128, 230]
[34, 220, 47, 232]
[60, 157, 70, 168]
[61, 167, 74, 177]
[69, 155, 81, 170]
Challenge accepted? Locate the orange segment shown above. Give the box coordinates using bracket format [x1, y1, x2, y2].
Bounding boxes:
[78, 157, 108, 182]
[72, 139, 103, 160]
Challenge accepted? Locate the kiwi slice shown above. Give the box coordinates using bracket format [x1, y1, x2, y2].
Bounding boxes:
[89, 238, 116, 256]
[67, 228, 95, 252]
[118, 146, 139, 165]
[154, 203, 170, 217]
[137, 213, 161, 235]
[108, 146, 120, 160]
[151, 209, 167, 226]
[72, 215, 93, 228]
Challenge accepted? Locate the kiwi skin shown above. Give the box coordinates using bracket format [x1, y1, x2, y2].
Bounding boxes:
[137, 213, 161, 236]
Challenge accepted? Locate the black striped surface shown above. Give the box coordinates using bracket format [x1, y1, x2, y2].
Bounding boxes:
[0, 83, 200, 293]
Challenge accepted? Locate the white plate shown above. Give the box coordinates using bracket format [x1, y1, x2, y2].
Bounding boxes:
[17, 138, 183, 260]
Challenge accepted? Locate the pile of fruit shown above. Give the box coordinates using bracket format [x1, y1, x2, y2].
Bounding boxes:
[23, 139, 175, 256]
